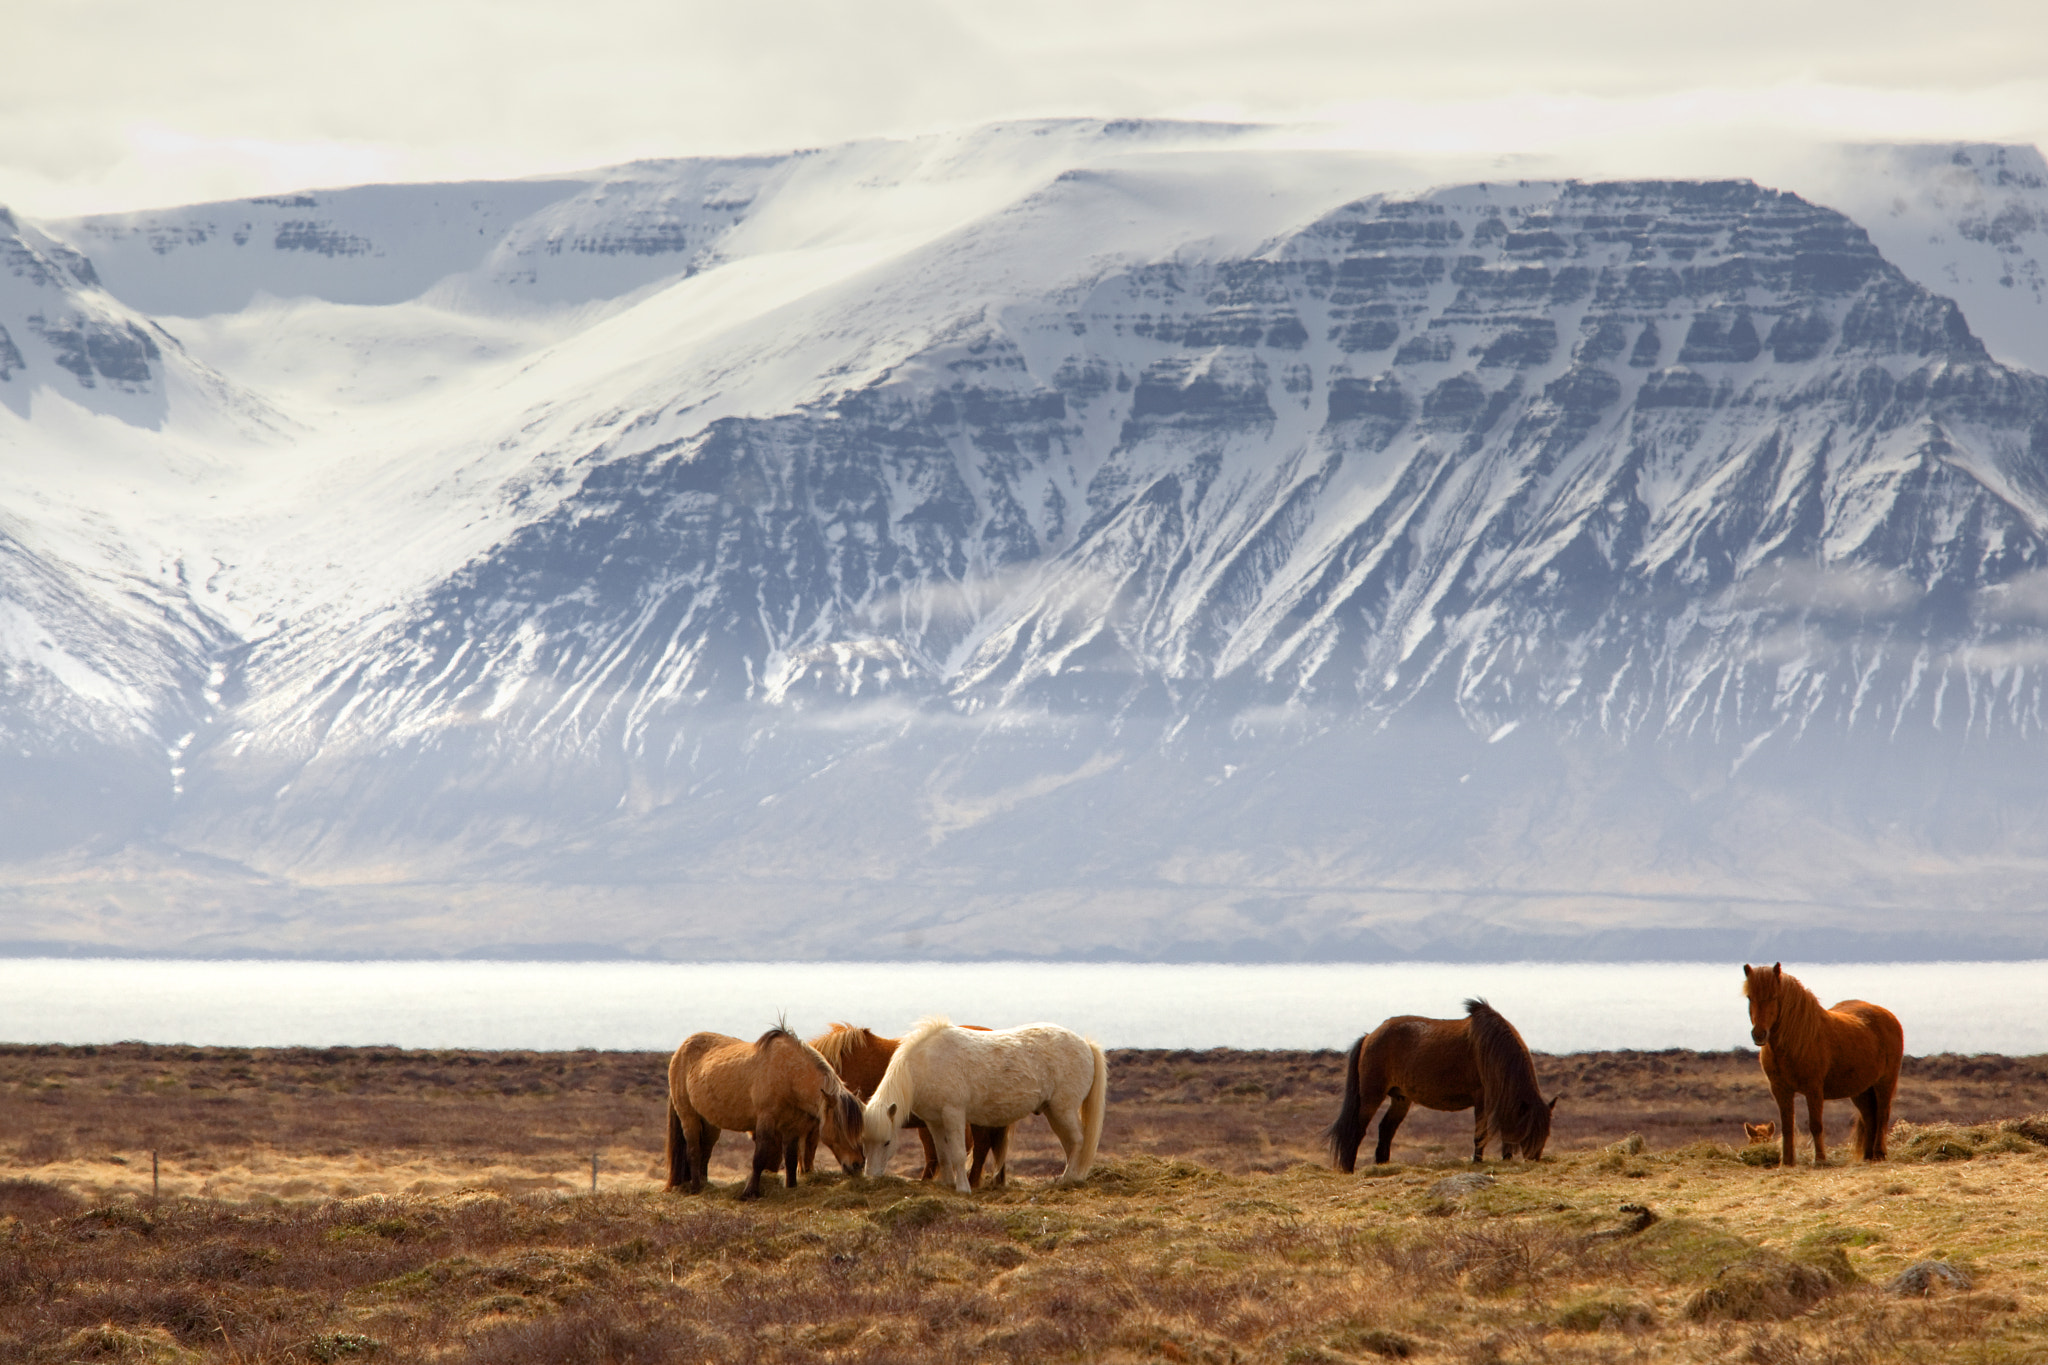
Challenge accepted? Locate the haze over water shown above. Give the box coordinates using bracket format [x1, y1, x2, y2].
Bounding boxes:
[4, 959, 2044, 1055]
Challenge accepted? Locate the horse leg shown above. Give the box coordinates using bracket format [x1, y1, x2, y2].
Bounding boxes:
[1805, 1092, 1829, 1166]
[665, 1104, 692, 1192]
[967, 1125, 991, 1190]
[1471, 1095, 1492, 1164]
[1466, 1096, 1499, 1170]
[1850, 1090, 1879, 1162]
[1043, 1102, 1088, 1187]
[1374, 1094, 1412, 1165]
[1870, 1068, 1900, 1160]
[783, 1133, 802, 1188]
[967, 1124, 1011, 1189]
[936, 1108, 972, 1193]
[1769, 1077, 1798, 1167]
[989, 1125, 1009, 1187]
[683, 1121, 718, 1193]
[742, 1128, 780, 1200]
[799, 1127, 817, 1175]
[699, 1126, 723, 1193]
[914, 1120, 941, 1182]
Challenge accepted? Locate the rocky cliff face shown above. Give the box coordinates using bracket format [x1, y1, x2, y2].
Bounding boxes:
[7, 128, 2048, 959]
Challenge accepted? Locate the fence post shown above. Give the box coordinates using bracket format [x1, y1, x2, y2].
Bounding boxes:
[152, 1150, 159, 1201]
[590, 1152, 598, 1195]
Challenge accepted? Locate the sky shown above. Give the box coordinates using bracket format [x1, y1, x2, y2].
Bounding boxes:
[4, 0, 2048, 218]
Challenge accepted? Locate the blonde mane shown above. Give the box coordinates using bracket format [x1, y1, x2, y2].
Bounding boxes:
[869, 1016, 954, 1118]
[899, 1016, 953, 1047]
[811, 1023, 874, 1073]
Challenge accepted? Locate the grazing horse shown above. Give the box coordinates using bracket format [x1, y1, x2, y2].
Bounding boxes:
[805, 1024, 1010, 1187]
[1325, 999, 1558, 1171]
[1741, 962, 1903, 1167]
[665, 1025, 866, 1199]
[863, 1018, 1107, 1192]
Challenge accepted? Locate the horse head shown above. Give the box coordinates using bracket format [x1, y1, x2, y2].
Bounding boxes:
[1507, 1093, 1560, 1160]
[818, 1089, 867, 1175]
[1742, 962, 1784, 1046]
[862, 1098, 905, 1177]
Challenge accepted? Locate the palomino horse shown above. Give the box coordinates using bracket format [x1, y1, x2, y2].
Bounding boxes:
[665, 1025, 866, 1199]
[1326, 999, 1558, 1170]
[1741, 962, 1903, 1167]
[863, 1018, 1107, 1192]
[806, 1024, 1010, 1187]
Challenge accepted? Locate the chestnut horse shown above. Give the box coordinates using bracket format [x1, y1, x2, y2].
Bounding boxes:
[1326, 999, 1558, 1170]
[665, 1025, 866, 1199]
[806, 1024, 1010, 1188]
[1741, 962, 1903, 1166]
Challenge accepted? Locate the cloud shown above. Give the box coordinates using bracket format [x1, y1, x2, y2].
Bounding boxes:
[3, 0, 2044, 216]
[1734, 561, 1925, 617]
[1974, 569, 2048, 626]
[1946, 640, 2048, 673]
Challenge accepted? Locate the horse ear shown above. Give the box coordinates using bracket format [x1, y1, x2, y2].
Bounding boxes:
[1741, 962, 1752, 977]
[1772, 962, 1782, 978]
[887, 1102, 897, 1120]
[1549, 1095, 1561, 1113]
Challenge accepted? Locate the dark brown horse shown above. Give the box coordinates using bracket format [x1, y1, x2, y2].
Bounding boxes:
[806, 1023, 1009, 1188]
[1326, 999, 1558, 1170]
[665, 1025, 866, 1199]
[1741, 962, 1903, 1166]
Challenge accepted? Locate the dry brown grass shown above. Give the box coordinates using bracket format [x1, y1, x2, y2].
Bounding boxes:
[4, 1044, 2048, 1362]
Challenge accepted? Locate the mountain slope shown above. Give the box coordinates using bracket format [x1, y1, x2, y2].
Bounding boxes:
[6, 127, 2048, 959]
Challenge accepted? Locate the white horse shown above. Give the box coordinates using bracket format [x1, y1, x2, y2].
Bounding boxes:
[862, 1018, 1107, 1192]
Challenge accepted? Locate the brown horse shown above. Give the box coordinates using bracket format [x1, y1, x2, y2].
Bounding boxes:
[665, 1025, 866, 1199]
[1741, 962, 1903, 1167]
[1326, 999, 1558, 1170]
[806, 1023, 1010, 1188]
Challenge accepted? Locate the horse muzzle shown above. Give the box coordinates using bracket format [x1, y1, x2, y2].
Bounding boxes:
[1751, 1026, 1769, 1046]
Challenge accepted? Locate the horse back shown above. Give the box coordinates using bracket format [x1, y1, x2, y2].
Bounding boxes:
[676, 1032, 777, 1131]
[1820, 999, 1905, 1097]
[1364, 1016, 1482, 1109]
[911, 1022, 1094, 1122]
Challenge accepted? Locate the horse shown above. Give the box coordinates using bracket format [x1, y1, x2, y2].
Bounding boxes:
[665, 1024, 867, 1199]
[805, 1023, 1010, 1188]
[862, 1018, 1107, 1192]
[1741, 962, 1904, 1167]
[1325, 998, 1558, 1171]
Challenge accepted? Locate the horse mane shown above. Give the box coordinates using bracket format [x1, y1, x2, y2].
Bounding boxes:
[810, 1023, 875, 1072]
[899, 1016, 953, 1048]
[871, 1016, 952, 1118]
[753, 1020, 799, 1050]
[1464, 998, 1549, 1151]
[1758, 967, 1830, 1056]
[757, 1023, 861, 1116]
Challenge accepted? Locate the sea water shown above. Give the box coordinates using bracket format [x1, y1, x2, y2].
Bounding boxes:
[2, 958, 2044, 1054]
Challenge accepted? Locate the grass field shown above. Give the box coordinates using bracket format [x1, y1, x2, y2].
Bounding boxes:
[4, 1043, 2047, 1362]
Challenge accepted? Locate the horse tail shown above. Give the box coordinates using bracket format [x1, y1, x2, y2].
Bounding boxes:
[1324, 1034, 1368, 1172]
[665, 1101, 691, 1190]
[1075, 1041, 1109, 1178]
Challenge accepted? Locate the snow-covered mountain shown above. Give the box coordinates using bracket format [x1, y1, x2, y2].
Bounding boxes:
[7, 122, 2048, 961]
